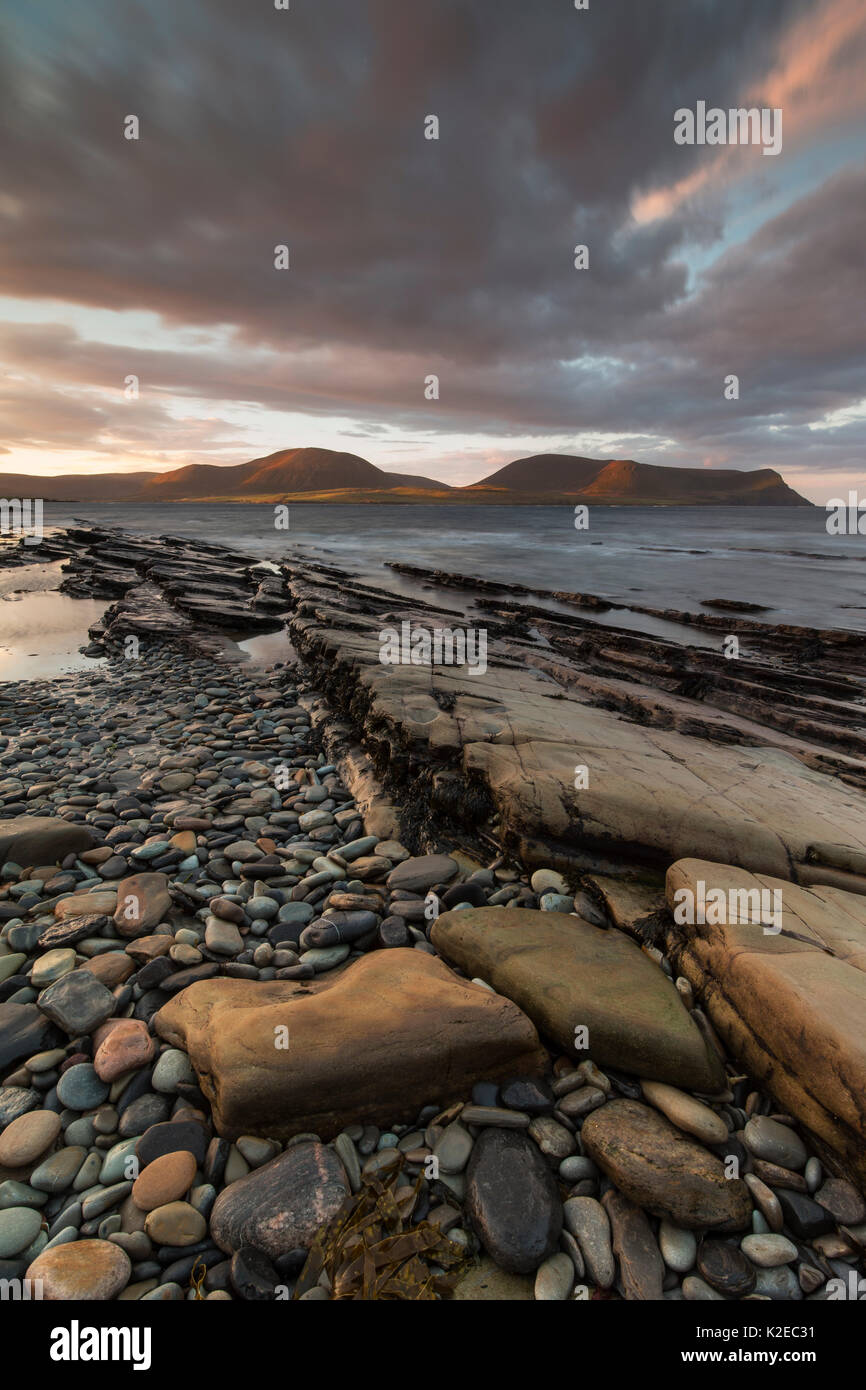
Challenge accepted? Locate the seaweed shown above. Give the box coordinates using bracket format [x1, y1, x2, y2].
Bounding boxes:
[293, 1156, 471, 1300]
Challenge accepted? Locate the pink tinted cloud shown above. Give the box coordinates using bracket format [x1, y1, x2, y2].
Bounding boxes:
[632, 0, 866, 224]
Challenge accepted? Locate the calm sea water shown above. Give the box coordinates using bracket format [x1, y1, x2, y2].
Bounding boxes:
[0, 502, 862, 681]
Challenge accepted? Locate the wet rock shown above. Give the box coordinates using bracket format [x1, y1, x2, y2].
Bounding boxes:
[56, 1063, 109, 1111]
[815, 1178, 866, 1226]
[640, 1080, 727, 1145]
[775, 1190, 835, 1239]
[534, 1252, 574, 1300]
[0, 1088, 40, 1126]
[144, 1200, 205, 1247]
[230, 1243, 279, 1300]
[131, 1150, 197, 1211]
[135, 1119, 209, 1169]
[93, 1019, 156, 1082]
[500, 1076, 555, 1115]
[743, 1116, 808, 1171]
[37, 914, 111, 950]
[0, 1206, 43, 1257]
[669, 859, 866, 1189]
[658, 1220, 697, 1274]
[741, 1234, 798, 1268]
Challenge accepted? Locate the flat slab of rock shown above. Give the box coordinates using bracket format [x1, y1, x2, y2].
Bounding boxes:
[289, 598, 866, 891]
[582, 1099, 752, 1232]
[466, 722, 866, 890]
[210, 1141, 348, 1258]
[668, 858, 866, 1189]
[0, 817, 94, 868]
[154, 948, 547, 1140]
[431, 908, 723, 1091]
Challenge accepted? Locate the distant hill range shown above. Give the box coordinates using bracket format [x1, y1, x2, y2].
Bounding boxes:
[2, 447, 811, 505]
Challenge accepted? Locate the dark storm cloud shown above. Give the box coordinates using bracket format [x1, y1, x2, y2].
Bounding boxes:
[0, 0, 798, 350]
[0, 0, 862, 479]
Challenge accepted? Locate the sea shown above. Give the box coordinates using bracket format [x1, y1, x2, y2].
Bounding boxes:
[0, 502, 862, 682]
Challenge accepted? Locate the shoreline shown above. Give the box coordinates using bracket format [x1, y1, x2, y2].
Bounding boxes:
[0, 524, 865, 1301]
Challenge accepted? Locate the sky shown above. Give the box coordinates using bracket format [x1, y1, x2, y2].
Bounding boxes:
[0, 0, 864, 501]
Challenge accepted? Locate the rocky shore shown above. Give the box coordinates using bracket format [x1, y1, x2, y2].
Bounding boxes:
[0, 523, 865, 1302]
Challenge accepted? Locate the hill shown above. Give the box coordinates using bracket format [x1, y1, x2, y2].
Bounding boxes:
[0, 448, 811, 505]
[139, 448, 447, 499]
[470, 455, 810, 506]
[468, 454, 608, 493]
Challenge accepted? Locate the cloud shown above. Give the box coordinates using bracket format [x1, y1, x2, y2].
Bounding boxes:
[0, 0, 862, 488]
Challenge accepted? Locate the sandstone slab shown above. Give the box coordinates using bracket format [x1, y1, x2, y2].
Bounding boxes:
[291, 599, 866, 890]
[668, 858, 866, 1190]
[154, 949, 547, 1140]
[431, 908, 723, 1091]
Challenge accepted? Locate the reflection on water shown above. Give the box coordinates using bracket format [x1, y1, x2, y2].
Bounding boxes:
[0, 563, 106, 682]
[238, 625, 297, 667]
